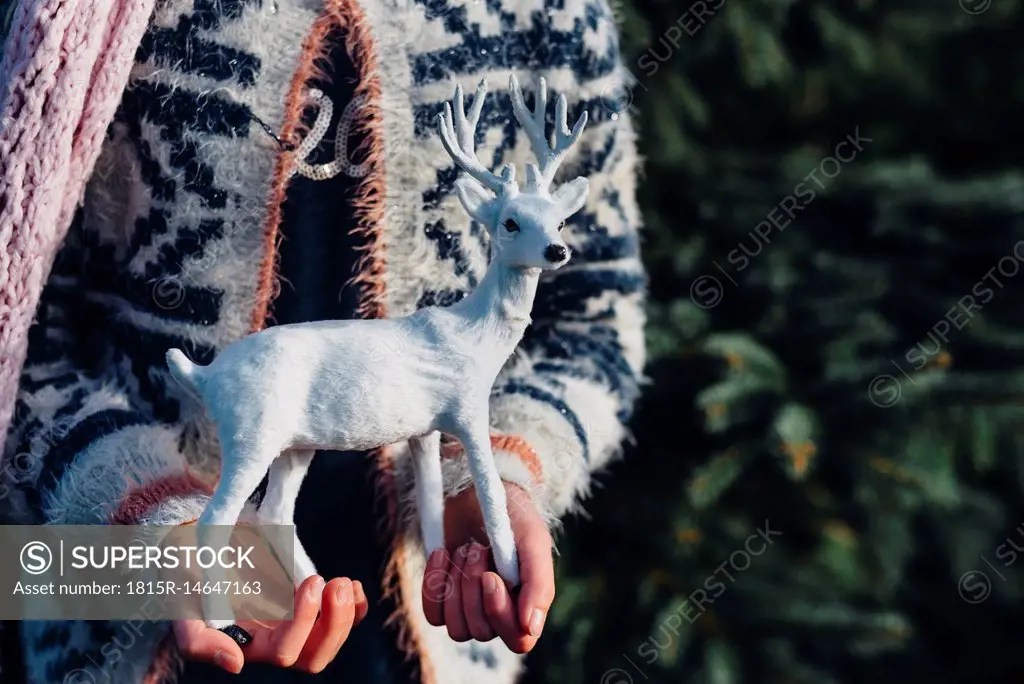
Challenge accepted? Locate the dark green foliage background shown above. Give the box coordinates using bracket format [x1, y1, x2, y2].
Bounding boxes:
[525, 1, 1024, 683]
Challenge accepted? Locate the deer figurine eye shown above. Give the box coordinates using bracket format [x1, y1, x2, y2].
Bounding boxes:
[503, 219, 520, 233]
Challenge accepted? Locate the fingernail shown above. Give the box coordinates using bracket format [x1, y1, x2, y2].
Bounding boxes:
[214, 650, 240, 673]
[307, 575, 325, 601]
[353, 580, 366, 605]
[483, 574, 498, 595]
[429, 549, 446, 569]
[528, 608, 545, 637]
[336, 578, 353, 605]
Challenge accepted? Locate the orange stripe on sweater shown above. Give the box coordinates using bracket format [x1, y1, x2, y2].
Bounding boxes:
[108, 472, 213, 525]
[441, 433, 544, 485]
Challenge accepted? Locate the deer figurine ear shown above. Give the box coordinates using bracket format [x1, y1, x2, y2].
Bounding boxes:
[552, 177, 590, 218]
[455, 177, 500, 226]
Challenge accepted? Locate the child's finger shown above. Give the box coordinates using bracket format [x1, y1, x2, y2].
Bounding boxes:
[255, 575, 324, 667]
[172, 620, 244, 673]
[444, 545, 472, 641]
[422, 549, 449, 626]
[481, 572, 536, 654]
[515, 525, 555, 638]
[461, 542, 496, 641]
[353, 580, 369, 625]
[294, 577, 356, 673]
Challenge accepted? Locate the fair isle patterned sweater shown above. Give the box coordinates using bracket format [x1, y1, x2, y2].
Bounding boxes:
[0, 0, 644, 681]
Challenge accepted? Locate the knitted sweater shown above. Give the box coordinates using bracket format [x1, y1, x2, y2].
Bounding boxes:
[0, 0, 645, 682]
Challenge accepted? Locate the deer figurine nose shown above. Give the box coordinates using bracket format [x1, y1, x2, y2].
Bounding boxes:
[544, 244, 568, 263]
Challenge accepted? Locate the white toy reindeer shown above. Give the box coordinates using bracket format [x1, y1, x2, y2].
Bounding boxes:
[166, 74, 589, 631]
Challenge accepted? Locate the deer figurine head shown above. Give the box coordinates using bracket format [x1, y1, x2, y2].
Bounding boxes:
[437, 75, 590, 271]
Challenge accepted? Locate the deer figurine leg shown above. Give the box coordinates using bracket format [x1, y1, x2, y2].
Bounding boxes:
[257, 449, 318, 586]
[454, 423, 520, 587]
[411, 432, 445, 556]
[197, 443, 280, 629]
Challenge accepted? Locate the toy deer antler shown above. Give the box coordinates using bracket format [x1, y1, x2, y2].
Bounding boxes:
[508, 74, 588, 192]
[438, 80, 516, 194]
[437, 75, 590, 238]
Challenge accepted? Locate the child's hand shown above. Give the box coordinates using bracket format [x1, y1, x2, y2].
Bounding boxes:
[173, 575, 368, 674]
[421, 482, 555, 653]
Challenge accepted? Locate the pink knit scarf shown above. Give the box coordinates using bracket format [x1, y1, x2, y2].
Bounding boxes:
[0, 0, 154, 441]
